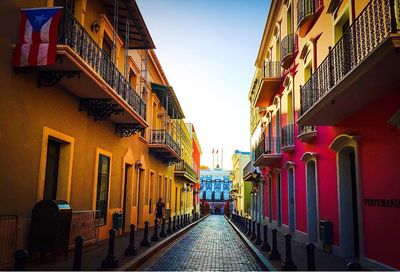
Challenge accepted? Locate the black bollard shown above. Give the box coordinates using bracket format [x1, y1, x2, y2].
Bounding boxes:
[180, 214, 184, 228]
[269, 229, 281, 261]
[166, 216, 172, 234]
[251, 221, 257, 240]
[261, 224, 271, 252]
[306, 243, 316, 271]
[281, 234, 297, 270]
[73, 236, 84, 271]
[244, 218, 248, 233]
[151, 219, 160, 241]
[347, 261, 362, 271]
[255, 223, 263, 245]
[160, 218, 166, 237]
[172, 216, 177, 232]
[101, 229, 119, 268]
[188, 214, 191, 224]
[247, 219, 252, 237]
[125, 224, 137, 256]
[140, 221, 151, 247]
[176, 215, 181, 230]
[13, 250, 29, 271]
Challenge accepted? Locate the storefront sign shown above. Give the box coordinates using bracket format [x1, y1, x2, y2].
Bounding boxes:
[364, 198, 400, 208]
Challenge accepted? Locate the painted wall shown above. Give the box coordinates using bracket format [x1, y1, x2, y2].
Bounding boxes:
[250, 0, 400, 269]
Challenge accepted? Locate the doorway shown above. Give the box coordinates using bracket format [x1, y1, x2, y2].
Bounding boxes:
[122, 164, 133, 232]
[338, 146, 360, 258]
[268, 176, 273, 222]
[288, 168, 295, 233]
[306, 161, 318, 242]
[44, 139, 61, 200]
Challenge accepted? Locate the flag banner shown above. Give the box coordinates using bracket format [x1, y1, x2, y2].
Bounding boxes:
[13, 7, 63, 67]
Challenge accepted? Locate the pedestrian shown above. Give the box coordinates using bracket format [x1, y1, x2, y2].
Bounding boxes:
[155, 198, 165, 219]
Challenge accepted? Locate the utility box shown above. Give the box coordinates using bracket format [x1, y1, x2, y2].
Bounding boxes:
[28, 200, 72, 258]
[319, 220, 333, 245]
[112, 212, 123, 230]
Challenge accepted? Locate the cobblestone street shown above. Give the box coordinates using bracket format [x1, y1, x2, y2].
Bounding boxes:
[138, 215, 263, 271]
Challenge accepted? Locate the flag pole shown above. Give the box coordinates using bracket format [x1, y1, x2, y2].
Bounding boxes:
[212, 148, 215, 169]
[221, 148, 223, 169]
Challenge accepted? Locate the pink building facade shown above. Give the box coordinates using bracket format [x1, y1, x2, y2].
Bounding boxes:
[245, 0, 400, 270]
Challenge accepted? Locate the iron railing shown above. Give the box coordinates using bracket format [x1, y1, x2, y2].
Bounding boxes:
[243, 160, 254, 178]
[260, 61, 281, 79]
[59, 8, 146, 120]
[297, 0, 324, 28]
[150, 129, 181, 156]
[300, 0, 399, 117]
[175, 161, 197, 180]
[255, 136, 281, 160]
[281, 34, 297, 64]
[0, 215, 17, 269]
[298, 125, 317, 135]
[69, 211, 98, 249]
[281, 124, 294, 148]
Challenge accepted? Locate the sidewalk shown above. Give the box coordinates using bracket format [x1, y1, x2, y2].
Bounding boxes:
[24, 218, 202, 271]
[231, 218, 351, 271]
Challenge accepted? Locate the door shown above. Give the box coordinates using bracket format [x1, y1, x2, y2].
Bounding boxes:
[122, 164, 133, 232]
[338, 147, 360, 258]
[306, 161, 318, 242]
[268, 177, 273, 222]
[277, 173, 282, 225]
[288, 168, 295, 233]
[44, 139, 61, 200]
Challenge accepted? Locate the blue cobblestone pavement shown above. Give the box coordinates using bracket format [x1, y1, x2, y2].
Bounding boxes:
[141, 215, 263, 271]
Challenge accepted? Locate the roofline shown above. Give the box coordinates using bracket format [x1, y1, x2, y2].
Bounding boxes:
[254, 0, 281, 68]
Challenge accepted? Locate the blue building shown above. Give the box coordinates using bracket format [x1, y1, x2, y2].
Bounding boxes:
[200, 167, 232, 214]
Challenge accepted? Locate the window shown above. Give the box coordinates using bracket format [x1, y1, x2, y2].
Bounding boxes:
[95, 154, 110, 225]
[144, 170, 149, 205]
[304, 61, 313, 83]
[129, 69, 137, 88]
[287, 4, 293, 34]
[44, 139, 61, 200]
[102, 33, 113, 59]
[164, 177, 168, 202]
[157, 175, 162, 200]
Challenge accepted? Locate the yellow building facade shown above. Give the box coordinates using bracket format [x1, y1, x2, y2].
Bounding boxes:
[0, 0, 200, 251]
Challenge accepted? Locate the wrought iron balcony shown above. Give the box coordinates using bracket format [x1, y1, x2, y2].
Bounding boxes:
[281, 34, 297, 69]
[174, 161, 197, 183]
[253, 61, 282, 107]
[297, 0, 324, 37]
[17, 8, 148, 129]
[281, 124, 294, 151]
[254, 136, 282, 167]
[297, 126, 317, 142]
[298, 0, 400, 126]
[149, 129, 181, 163]
[243, 161, 257, 181]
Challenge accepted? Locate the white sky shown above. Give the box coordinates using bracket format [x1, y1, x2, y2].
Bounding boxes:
[137, 0, 270, 169]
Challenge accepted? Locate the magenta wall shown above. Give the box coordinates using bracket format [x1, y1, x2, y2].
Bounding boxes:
[259, 90, 400, 269]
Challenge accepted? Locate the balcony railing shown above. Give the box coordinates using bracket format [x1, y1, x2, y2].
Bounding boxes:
[298, 125, 316, 135]
[297, 0, 324, 35]
[150, 129, 181, 156]
[243, 160, 254, 178]
[255, 136, 281, 160]
[260, 61, 281, 79]
[59, 8, 146, 120]
[175, 161, 197, 180]
[281, 34, 297, 68]
[300, 0, 399, 118]
[281, 124, 294, 149]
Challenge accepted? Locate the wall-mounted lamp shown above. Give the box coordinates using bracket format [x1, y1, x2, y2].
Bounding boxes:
[91, 21, 100, 33]
[135, 160, 143, 170]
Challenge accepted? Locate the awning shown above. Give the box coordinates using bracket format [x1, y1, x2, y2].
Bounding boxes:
[151, 83, 185, 119]
[100, 0, 155, 49]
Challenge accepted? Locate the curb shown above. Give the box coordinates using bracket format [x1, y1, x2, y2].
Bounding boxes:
[118, 215, 209, 271]
[225, 216, 276, 271]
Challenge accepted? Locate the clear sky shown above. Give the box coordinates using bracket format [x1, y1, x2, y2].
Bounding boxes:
[136, 0, 270, 170]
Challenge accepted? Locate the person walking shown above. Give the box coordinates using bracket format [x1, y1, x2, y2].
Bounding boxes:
[155, 198, 165, 219]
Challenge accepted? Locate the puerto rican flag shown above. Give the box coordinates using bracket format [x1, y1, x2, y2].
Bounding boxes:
[13, 7, 62, 67]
